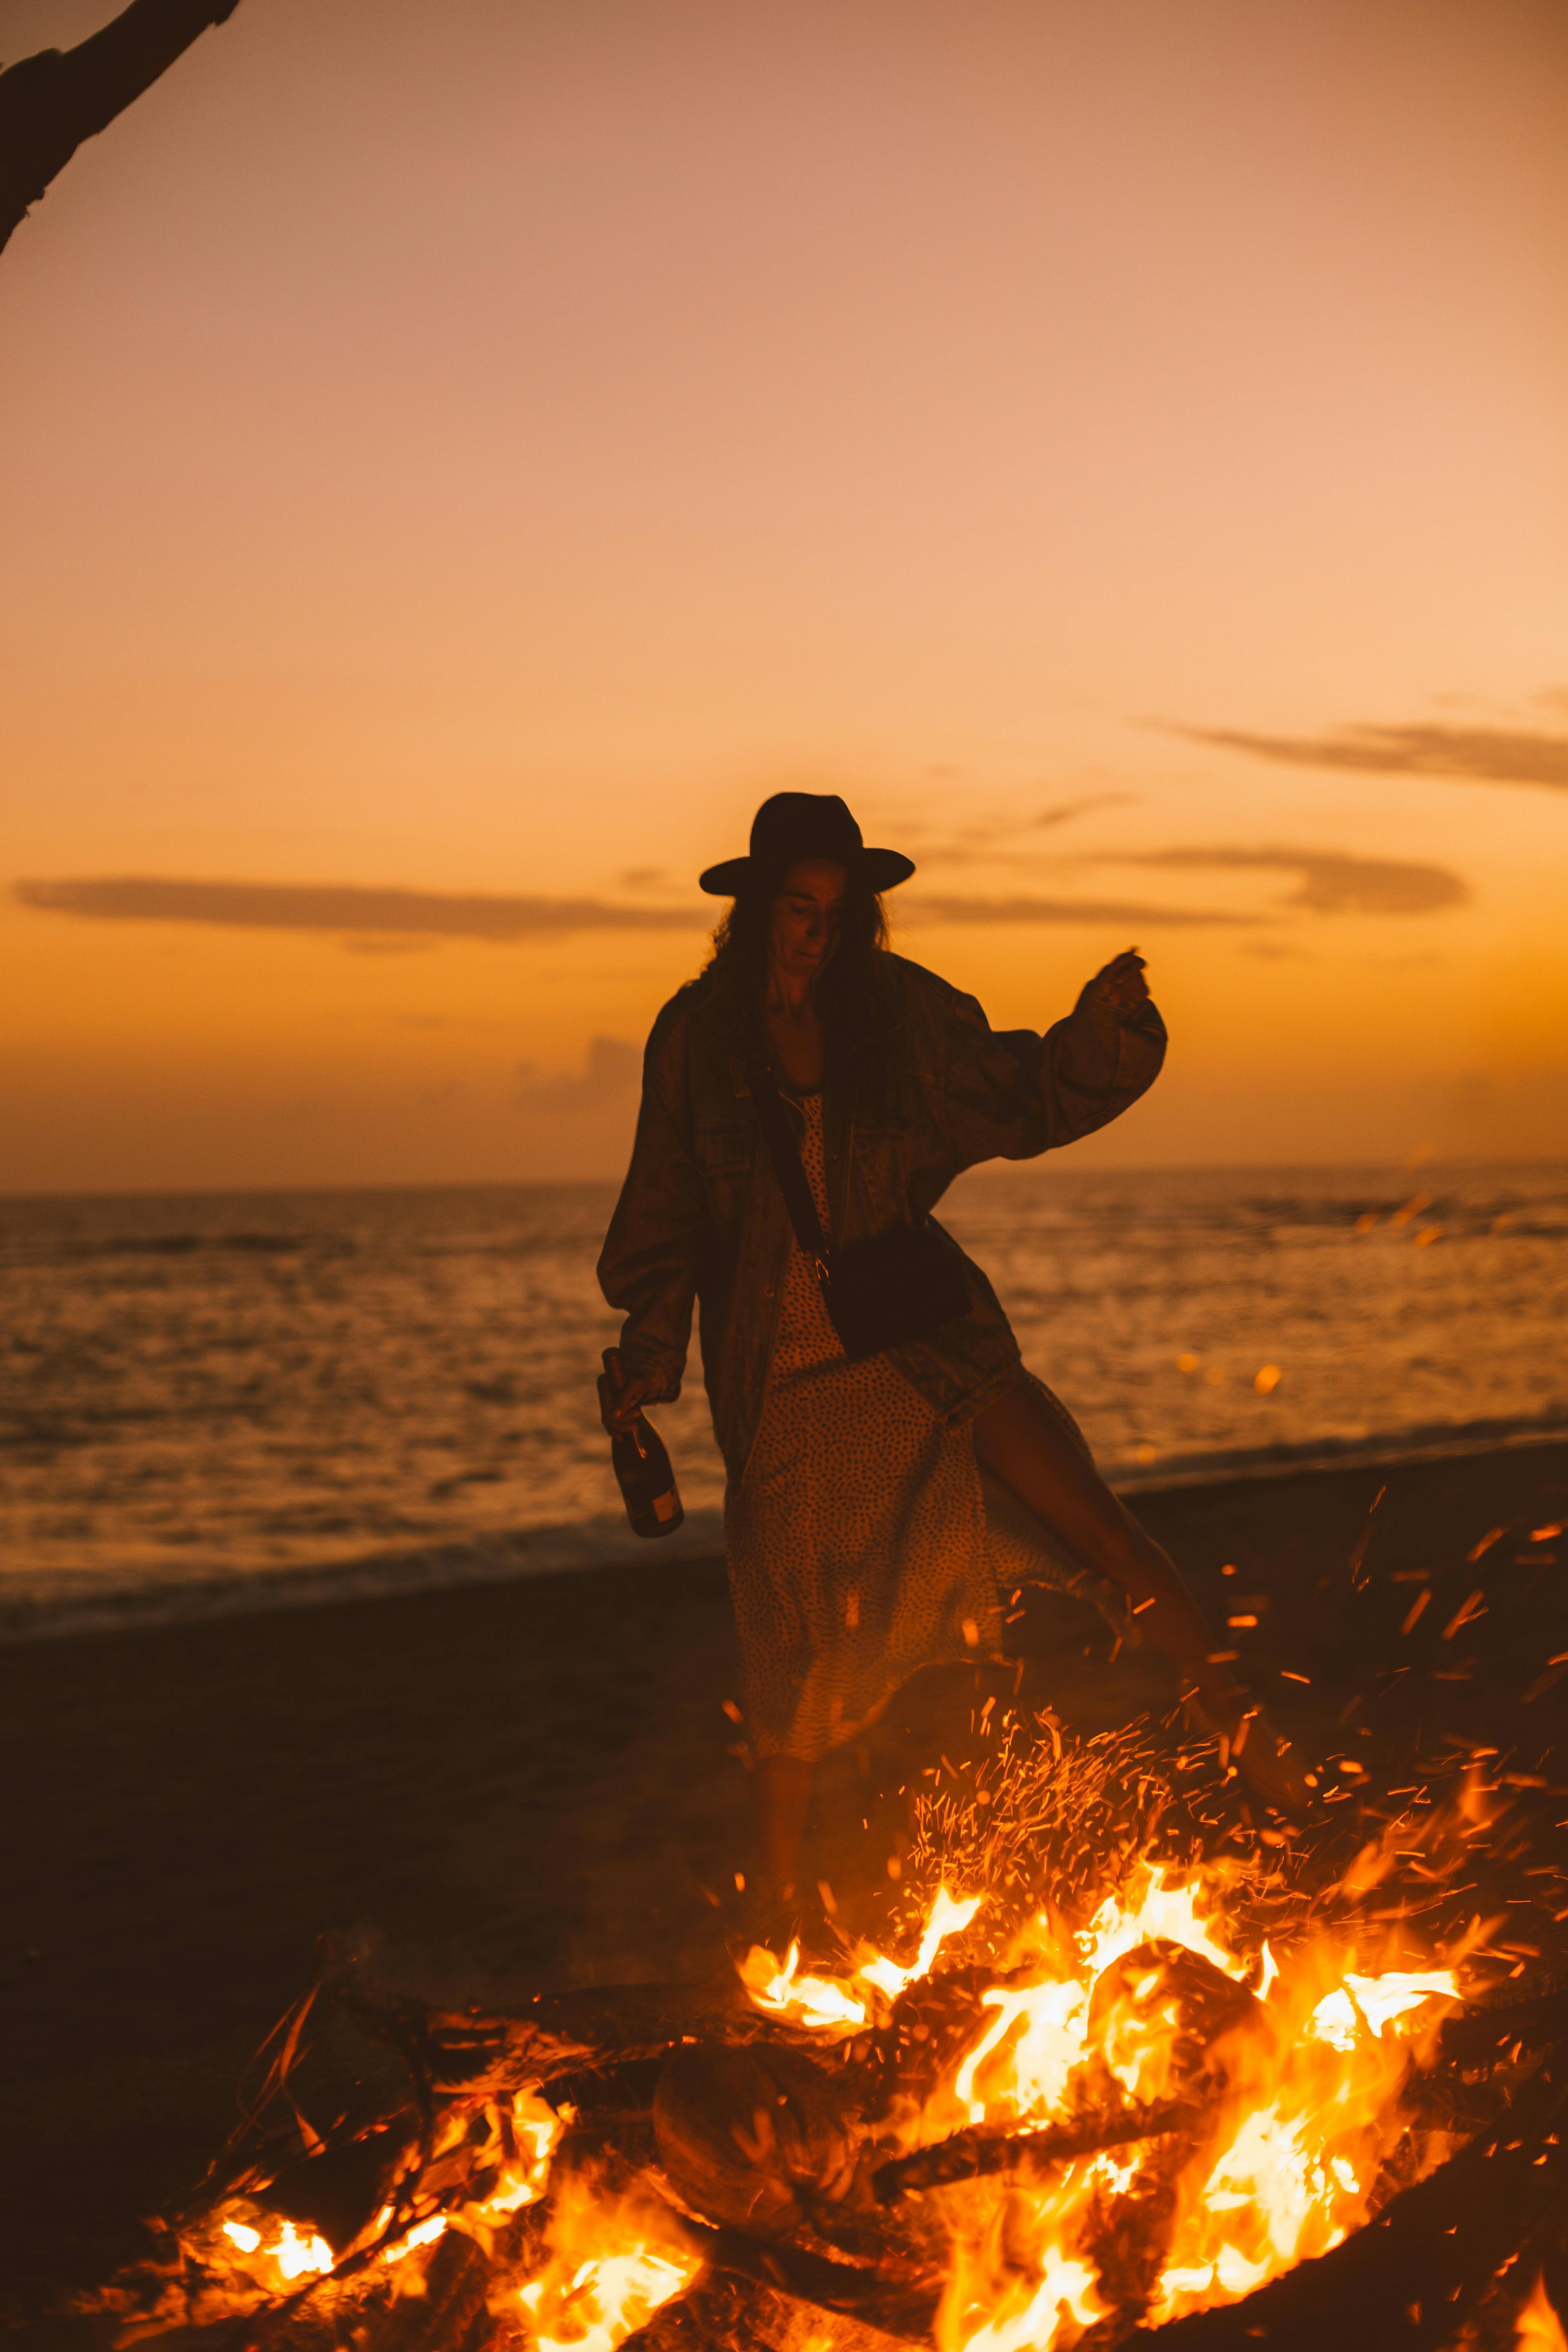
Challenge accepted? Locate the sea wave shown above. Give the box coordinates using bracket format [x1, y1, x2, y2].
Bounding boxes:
[5, 1164, 1564, 1639]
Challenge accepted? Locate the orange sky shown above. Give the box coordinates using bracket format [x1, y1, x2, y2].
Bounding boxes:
[2, 0, 1566, 1191]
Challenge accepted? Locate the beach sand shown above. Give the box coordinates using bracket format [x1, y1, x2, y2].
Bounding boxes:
[5, 1437, 1568, 2316]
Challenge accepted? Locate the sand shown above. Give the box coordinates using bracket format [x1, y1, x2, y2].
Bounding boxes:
[5, 1436, 1568, 2316]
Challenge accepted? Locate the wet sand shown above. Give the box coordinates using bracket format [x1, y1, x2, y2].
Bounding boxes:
[5, 1437, 1568, 2315]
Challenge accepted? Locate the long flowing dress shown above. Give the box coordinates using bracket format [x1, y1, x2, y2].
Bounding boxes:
[725, 1092, 1114, 1762]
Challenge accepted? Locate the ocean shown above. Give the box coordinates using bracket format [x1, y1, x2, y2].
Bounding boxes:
[3, 1161, 1564, 1640]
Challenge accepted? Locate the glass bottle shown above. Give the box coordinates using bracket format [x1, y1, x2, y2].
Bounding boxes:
[602, 1349, 684, 1539]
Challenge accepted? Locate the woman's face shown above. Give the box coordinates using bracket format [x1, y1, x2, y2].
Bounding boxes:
[769, 859, 848, 985]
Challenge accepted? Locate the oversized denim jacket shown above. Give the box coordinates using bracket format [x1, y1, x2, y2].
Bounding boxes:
[597, 953, 1166, 1483]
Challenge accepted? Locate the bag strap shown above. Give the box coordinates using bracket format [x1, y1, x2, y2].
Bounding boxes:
[746, 1048, 832, 1285]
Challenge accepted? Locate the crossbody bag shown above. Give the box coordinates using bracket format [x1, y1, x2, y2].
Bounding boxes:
[746, 1050, 971, 1362]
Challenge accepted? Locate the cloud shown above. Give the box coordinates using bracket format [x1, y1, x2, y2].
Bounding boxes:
[1158, 718, 1568, 794]
[1119, 847, 1468, 916]
[906, 794, 1141, 869]
[902, 893, 1258, 929]
[517, 1036, 641, 1113]
[1033, 793, 1139, 829]
[13, 877, 710, 942]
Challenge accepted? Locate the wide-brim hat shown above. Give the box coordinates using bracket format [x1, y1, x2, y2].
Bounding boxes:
[699, 792, 915, 896]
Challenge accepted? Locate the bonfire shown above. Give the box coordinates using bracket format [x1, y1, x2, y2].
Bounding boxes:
[79, 1717, 1568, 2351]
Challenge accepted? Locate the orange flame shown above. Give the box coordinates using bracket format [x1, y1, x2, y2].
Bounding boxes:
[1518, 2272, 1568, 2352]
[738, 1858, 1463, 2338]
[516, 2176, 699, 2352]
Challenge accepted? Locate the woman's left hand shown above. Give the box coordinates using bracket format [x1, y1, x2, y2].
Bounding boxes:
[1086, 949, 1150, 1019]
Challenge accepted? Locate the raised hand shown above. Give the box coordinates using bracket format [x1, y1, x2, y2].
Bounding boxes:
[1085, 948, 1151, 1019]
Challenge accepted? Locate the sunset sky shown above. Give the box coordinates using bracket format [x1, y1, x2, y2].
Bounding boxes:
[3, 0, 1565, 1192]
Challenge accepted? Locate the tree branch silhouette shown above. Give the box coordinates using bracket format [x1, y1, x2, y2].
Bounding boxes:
[0, 0, 243, 258]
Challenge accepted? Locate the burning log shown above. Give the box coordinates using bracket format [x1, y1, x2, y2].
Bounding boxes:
[654, 2041, 872, 2238]
[666, 2215, 944, 2342]
[359, 2225, 496, 2352]
[873, 2100, 1208, 2202]
[1132, 2049, 1568, 2347]
[1082, 1942, 1268, 2089]
[343, 1958, 782, 2102]
[250, 2122, 418, 2258]
[68, 1709, 1568, 2352]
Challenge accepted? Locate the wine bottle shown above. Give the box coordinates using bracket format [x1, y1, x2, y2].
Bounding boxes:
[602, 1349, 684, 1539]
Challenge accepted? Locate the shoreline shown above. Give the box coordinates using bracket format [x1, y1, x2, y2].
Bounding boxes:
[7, 1418, 1567, 1649]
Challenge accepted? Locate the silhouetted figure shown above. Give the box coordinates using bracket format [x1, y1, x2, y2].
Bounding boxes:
[0, 0, 242, 257]
[599, 794, 1307, 1933]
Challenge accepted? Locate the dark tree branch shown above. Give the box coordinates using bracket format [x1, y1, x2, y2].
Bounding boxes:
[0, 0, 243, 257]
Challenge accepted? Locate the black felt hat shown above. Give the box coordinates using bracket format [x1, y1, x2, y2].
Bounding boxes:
[699, 793, 915, 897]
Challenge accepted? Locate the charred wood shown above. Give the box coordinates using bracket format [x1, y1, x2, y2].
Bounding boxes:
[655, 2041, 872, 2238]
[874, 2102, 1205, 2203]
[365, 2226, 495, 2352]
[668, 2214, 942, 2345]
[618, 2272, 803, 2352]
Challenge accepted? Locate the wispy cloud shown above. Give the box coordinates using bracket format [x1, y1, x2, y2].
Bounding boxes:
[903, 893, 1258, 929]
[13, 877, 710, 942]
[1033, 792, 1139, 829]
[517, 1036, 641, 1112]
[1158, 718, 1568, 794]
[906, 793, 1141, 869]
[1116, 847, 1468, 917]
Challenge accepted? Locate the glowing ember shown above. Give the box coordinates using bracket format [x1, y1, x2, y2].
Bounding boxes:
[383, 2213, 447, 2264]
[220, 2216, 334, 2281]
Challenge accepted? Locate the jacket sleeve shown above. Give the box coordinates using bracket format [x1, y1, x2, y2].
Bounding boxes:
[596, 1009, 706, 1403]
[940, 973, 1167, 1169]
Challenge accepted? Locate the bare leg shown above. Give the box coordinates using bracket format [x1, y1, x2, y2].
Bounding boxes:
[971, 1383, 1305, 1810]
[757, 1755, 814, 1907]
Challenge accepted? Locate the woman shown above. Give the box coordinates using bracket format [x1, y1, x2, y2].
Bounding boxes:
[599, 793, 1299, 1916]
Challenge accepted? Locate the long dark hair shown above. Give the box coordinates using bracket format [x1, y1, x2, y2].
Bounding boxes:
[702, 863, 891, 1062]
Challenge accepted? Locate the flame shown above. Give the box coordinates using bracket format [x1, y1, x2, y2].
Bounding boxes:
[1346, 1968, 1460, 2035]
[731, 1859, 1468, 2340]
[220, 2216, 334, 2282]
[860, 1886, 985, 1999]
[146, 1733, 1506, 2352]
[740, 1884, 983, 2030]
[383, 2214, 448, 2264]
[937, 2160, 1107, 2352]
[1517, 2271, 1568, 2352]
[738, 1940, 869, 2031]
[474, 2089, 568, 2217]
[516, 2178, 699, 2352]
[941, 1868, 1252, 2124]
